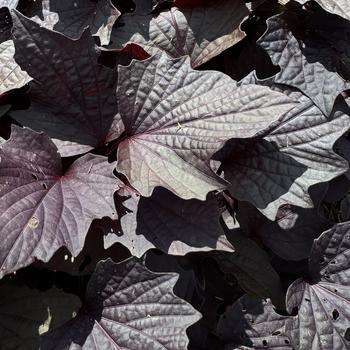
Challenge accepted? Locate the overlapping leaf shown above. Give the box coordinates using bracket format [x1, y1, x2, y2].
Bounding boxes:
[0, 40, 31, 95]
[10, 11, 119, 156]
[217, 295, 292, 349]
[0, 281, 80, 349]
[41, 257, 201, 350]
[110, 0, 249, 67]
[0, 7, 12, 43]
[104, 187, 234, 257]
[296, 0, 350, 21]
[285, 222, 350, 350]
[220, 74, 350, 219]
[0, 126, 118, 278]
[257, 12, 350, 116]
[0, 0, 18, 9]
[35, 0, 120, 45]
[116, 52, 295, 199]
[211, 229, 285, 308]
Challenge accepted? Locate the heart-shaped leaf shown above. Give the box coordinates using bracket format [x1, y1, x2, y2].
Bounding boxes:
[10, 11, 120, 156]
[0, 126, 118, 278]
[41, 257, 201, 350]
[116, 51, 295, 200]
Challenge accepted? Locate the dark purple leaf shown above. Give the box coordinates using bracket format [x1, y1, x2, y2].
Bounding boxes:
[211, 229, 285, 308]
[0, 281, 80, 349]
[217, 295, 292, 349]
[0, 7, 12, 43]
[41, 257, 201, 350]
[0, 126, 118, 278]
[111, 0, 249, 67]
[116, 52, 295, 199]
[10, 11, 120, 156]
[220, 74, 350, 219]
[36, 0, 120, 45]
[104, 187, 234, 257]
[257, 12, 350, 116]
[285, 222, 350, 350]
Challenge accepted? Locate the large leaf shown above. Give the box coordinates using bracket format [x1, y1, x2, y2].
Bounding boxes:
[10, 11, 119, 156]
[116, 52, 295, 199]
[220, 74, 350, 219]
[36, 0, 120, 45]
[296, 0, 350, 21]
[286, 222, 350, 350]
[0, 281, 80, 350]
[211, 229, 285, 308]
[111, 0, 249, 67]
[104, 187, 234, 257]
[0, 126, 118, 278]
[217, 295, 292, 349]
[257, 12, 350, 116]
[0, 40, 31, 95]
[41, 257, 201, 350]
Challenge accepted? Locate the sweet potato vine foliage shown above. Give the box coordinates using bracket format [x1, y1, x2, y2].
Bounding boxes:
[1, 0, 350, 349]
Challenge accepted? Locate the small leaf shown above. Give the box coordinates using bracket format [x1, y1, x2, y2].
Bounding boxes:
[41, 257, 201, 350]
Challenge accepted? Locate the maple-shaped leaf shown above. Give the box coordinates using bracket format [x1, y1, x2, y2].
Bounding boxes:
[217, 295, 292, 349]
[110, 0, 249, 67]
[0, 40, 31, 95]
[34, 0, 120, 45]
[220, 74, 350, 219]
[116, 52, 295, 199]
[257, 12, 350, 116]
[10, 11, 119, 156]
[40, 257, 201, 350]
[0, 281, 80, 349]
[285, 222, 350, 350]
[104, 187, 234, 257]
[296, 0, 350, 21]
[0, 126, 118, 278]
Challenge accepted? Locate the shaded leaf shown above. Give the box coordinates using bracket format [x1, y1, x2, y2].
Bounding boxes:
[217, 295, 292, 349]
[296, 0, 350, 21]
[257, 12, 350, 116]
[211, 229, 285, 308]
[37, 0, 120, 45]
[116, 52, 295, 199]
[111, 0, 249, 67]
[0, 7, 12, 43]
[0, 281, 80, 350]
[0, 126, 118, 278]
[41, 257, 201, 350]
[285, 222, 350, 350]
[10, 11, 119, 156]
[220, 75, 350, 219]
[104, 187, 234, 257]
[0, 40, 31, 95]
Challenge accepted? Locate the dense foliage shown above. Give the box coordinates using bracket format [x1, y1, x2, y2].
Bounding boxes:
[0, 0, 350, 349]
